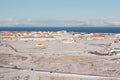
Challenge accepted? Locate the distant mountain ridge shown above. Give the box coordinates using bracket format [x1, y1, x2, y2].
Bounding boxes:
[0, 19, 120, 27]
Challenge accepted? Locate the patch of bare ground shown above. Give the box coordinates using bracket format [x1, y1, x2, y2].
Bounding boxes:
[29, 54, 98, 74]
[0, 53, 27, 65]
[49, 76, 67, 80]
[61, 54, 98, 73]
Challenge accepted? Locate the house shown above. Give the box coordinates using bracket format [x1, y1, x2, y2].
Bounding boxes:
[35, 43, 44, 47]
[108, 48, 120, 55]
[91, 33, 105, 40]
[62, 38, 76, 44]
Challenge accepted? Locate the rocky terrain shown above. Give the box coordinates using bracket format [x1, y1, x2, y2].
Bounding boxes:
[0, 39, 120, 80]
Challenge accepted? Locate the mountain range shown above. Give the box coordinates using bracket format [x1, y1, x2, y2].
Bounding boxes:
[0, 18, 120, 27]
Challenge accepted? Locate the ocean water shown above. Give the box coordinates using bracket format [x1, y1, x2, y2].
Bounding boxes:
[0, 27, 120, 33]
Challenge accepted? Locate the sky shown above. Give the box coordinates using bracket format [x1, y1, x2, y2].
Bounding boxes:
[0, 0, 120, 26]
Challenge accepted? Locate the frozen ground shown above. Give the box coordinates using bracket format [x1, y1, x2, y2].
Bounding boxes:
[0, 39, 120, 80]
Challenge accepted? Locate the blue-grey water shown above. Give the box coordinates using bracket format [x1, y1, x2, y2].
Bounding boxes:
[0, 27, 120, 33]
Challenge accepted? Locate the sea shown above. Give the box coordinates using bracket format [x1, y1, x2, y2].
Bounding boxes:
[0, 27, 120, 33]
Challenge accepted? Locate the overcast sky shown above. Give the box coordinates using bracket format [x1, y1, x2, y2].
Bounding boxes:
[0, 0, 120, 26]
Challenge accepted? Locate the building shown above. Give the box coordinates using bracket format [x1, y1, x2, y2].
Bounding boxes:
[91, 33, 105, 40]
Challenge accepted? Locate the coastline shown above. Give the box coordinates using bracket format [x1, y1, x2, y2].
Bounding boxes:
[0, 27, 120, 33]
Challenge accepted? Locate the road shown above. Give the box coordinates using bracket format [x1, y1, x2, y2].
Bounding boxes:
[0, 66, 120, 80]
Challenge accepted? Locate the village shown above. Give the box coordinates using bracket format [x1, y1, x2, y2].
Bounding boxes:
[1, 31, 120, 55]
[1, 31, 120, 80]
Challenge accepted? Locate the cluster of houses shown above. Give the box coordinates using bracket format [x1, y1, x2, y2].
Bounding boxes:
[0, 31, 120, 41]
[0, 31, 66, 41]
[1, 31, 120, 55]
